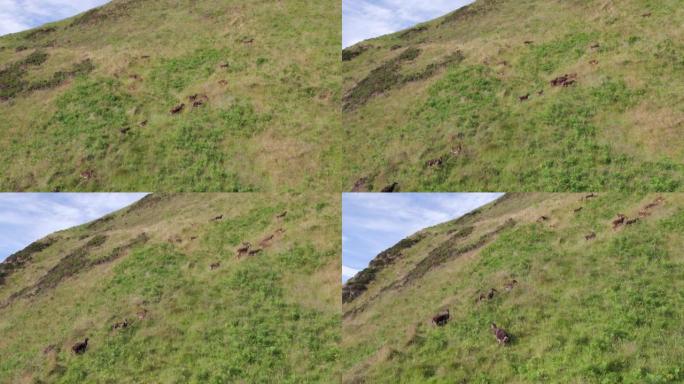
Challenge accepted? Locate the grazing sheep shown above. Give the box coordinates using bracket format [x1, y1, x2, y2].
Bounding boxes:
[72, 338, 89, 354]
[504, 280, 518, 291]
[236, 242, 251, 257]
[432, 310, 450, 326]
[170, 103, 185, 114]
[491, 323, 510, 345]
[137, 309, 148, 320]
[487, 288, 498, 300]
[259, 234, 275, 248]
[381, 182, 399, 193]
[211, 215, 223, 221]
[210, 262, 220, 270]
[612, 214, 626, 229]
[426, 157, 443, 168]
[524, 40, 534, 45]
[585, 231, 596, 240]
[112, 319, 129, 330]
[519, 94, 530, 102]
[625, 218, 639, 225]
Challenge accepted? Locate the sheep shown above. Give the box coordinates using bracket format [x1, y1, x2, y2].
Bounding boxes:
[170, 103, 185, 114]
[71, 338, 89, 354]
[504, 280, 518, 291]
[612, 214, 626, 229]
[210, 262, 220, 270]
[432, 309, 450, 326]
[585, 232, 596, 240]
[491, 323, 510, 345]
[236, 242, 251, 257]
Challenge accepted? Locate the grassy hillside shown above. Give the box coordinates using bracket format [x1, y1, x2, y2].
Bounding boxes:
[0, 193, 340, 383]
[0, 0, 340, 192]
[341, 0, 683, 192]
[342, 193, 684, 383]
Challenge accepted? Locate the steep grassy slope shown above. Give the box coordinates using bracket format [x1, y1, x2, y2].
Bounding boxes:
[0, 193, 340, 383]
[343, 193, 684, 383]
[342, 0, 683, 192]
[0, 0, 340, 192]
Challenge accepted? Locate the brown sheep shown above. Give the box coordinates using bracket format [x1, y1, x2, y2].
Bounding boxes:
[236, 242, 251, 257]
[612, 214, 626, 229]
[210, 262, 220, 270]
[585, 232, 596, 241]
[72, 338, 89, 354]
[170, 103, 185, 114]
[491, 323, 510, 345]
[504, 280, 518, 291]
[432, 310, 450, 326]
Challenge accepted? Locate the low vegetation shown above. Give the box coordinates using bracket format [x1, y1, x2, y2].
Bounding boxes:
[342, 0, 684, 191]
[0, 193, 341, 382]
[0, 0, 340, 191]
[343, 193, 684, 383]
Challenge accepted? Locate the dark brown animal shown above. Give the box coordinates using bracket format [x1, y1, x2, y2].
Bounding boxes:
[642, 12, 652, 17]
[524, 40, 534, 45]
[487, 288, 498, 300]
[72, 338, 89, 354]
[625, 218, 639, 225]
[585, 231, 596, 240]
[519, 94, 530, 102]
[189, 93, 209, 108]
[381, 182, 398, 193]
[612, 214, 626, 229]
[259, 234, 274, 247]
[551, 73, 577, 87]
[139, 120, 148, 127]
[574, 207, 583, 213]
[504, 280, 518, 291]
[426, 157, 443, 168]
[112, 319, 129, 330]
[210, 262, 220, 270]
[190, 236, 198, 240]
[248, 248, 262, 256]
[211, 215, 223, 221]
[219, 63, 229, 68]
[432, 310, 450, 326]
[351, 177, 368, 192]
[170, 103, 185, 114]
[80, 170, 95, 180]
[491, 323, 510, 345]
[137, 309, 148, 320]
[236, 242, 251, 257]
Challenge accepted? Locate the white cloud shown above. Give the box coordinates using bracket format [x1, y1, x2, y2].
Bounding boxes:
[0, 193, 147, 261]
[0, 0, 110, 36]
[343, 0, 475, 47]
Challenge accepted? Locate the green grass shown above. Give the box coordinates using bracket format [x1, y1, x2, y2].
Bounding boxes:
[0, 193, 341, 383]
[343, 193, 684, 383]
[341, 0, 684, 191]
[0, 0, 340, 192]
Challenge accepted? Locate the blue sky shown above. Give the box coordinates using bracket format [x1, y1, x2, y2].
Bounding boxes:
[343, 0, 475, 47]
[342, 193, 504, 282]
[0, 0, 109, 36]
[0, 193, 147, 261]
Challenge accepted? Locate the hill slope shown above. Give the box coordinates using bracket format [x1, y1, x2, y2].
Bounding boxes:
[341, 0, 683, 192]
[342, 193, 684, 383]
[0, 193, 340, 383]
[0, 0, 340, 192]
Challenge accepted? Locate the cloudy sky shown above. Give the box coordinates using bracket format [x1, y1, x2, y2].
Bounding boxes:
[0, 0, 109, 36]
[342, 193, 504, 282]
[343, 0, 475, 47]
[0, 193, 147, 261]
